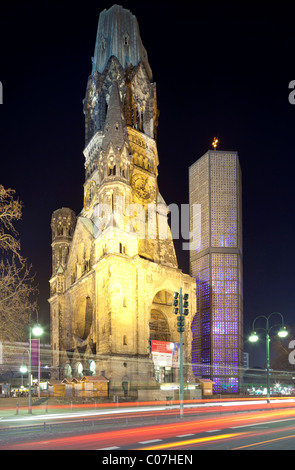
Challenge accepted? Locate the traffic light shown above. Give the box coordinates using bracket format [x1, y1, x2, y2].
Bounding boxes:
[173, 292, 179, 315]
[183, 293, 189, 316]
[173, 291, 189, 332]
[177, 315, 185, 333]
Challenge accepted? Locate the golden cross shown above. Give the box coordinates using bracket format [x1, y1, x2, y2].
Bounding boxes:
[212, 137, 219, 150]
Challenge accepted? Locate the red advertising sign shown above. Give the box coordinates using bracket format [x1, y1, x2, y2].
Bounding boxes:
[151, 340, 173, 354]
[151, 340, 174, 367]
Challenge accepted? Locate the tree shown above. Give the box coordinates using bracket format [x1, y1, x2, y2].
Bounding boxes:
[0, 185, 37, 341]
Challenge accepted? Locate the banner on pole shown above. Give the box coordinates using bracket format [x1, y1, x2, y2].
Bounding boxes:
[30, 339, 39, 367]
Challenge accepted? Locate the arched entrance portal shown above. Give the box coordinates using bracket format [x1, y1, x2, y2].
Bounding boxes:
[149, 290, 175, 384]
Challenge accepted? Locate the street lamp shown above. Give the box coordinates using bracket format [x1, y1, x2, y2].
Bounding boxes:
[28, 322, 43, 413]
[20, 365, 28, 374]
[278, 326, 288, 338]
[32, 325, 43, 337]
[248, 312, 288, 402]
[249, 332, 259, 343]
[20, 365, 28, 388]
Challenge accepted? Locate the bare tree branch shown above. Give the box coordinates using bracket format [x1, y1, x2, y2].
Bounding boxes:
[0, 185, 37, 341]
[0, 185, 23, 260]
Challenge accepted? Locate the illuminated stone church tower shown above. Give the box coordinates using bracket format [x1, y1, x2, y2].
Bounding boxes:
[49, 5, 196, 398]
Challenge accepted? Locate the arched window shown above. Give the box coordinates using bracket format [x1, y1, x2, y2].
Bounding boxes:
[77, 363, 83, 377]
[149, 310, 170, 342]
[64, 364, 72, 379]
[119, 243, 127, 255]
[108, 164, 116, 176]
[101, 37, 107, 51]
[89, 361, 96, 376]
[123, 32, 129, 46]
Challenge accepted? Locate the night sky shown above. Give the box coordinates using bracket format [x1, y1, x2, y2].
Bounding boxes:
[1, 1, 295, 367]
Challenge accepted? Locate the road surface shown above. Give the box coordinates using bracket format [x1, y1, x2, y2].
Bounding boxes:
[1, 398, 295, 450]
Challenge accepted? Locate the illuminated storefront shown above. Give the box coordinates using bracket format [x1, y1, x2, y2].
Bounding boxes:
[151, 340, 180, 384]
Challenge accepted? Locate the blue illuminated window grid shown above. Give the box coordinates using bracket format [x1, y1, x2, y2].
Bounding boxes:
[191, 251, 240, 393]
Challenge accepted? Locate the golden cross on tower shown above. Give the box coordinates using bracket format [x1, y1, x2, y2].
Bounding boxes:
[212, 137, 219, 150]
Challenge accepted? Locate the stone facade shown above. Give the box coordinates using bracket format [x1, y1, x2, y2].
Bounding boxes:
[49, 5, 197, 398]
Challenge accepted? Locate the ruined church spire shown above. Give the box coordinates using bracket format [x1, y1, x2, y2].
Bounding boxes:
[92, 4, 152, 79]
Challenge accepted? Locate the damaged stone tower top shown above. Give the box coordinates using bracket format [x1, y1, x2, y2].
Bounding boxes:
[92, 4, 152, 79]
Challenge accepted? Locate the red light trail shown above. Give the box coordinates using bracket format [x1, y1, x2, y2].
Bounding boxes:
[2, 401, 295, 450]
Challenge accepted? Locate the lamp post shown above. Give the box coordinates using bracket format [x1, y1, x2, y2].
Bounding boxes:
[249, 312, 288, 402]
[28, 323, 43, 414]
[179, 289, 184, 418]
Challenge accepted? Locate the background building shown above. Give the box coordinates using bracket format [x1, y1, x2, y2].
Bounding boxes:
[0, 341, 51, 394]
[189, 150, 243, 394]
[49, 5, 196, 400]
